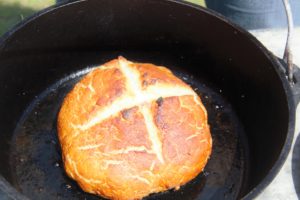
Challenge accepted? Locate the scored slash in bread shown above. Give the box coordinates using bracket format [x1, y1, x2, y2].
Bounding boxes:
[57, 56, 212, 200]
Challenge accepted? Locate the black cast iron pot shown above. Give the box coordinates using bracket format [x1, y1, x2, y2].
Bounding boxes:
[0, 0, 299, 199]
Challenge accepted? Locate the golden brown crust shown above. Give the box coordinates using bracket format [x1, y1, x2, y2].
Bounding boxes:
[57, 56, 212, 200]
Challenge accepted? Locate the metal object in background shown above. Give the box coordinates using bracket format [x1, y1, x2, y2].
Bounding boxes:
[205, 0, 300, 30]
[282, 0, 294, 82]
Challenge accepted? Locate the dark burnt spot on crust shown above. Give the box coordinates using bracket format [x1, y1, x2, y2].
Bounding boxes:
[143, 79, 158, 87]
[121, 108, 134, 120]
[96, 87, 123, 106]
[156, 97, 163, 107]
[154, 97, 164, 127]
[142, 78, 158, 87]
[142, 80, 148, 87]
[149, 78, 158, 84]
[142, 72, 148, 78]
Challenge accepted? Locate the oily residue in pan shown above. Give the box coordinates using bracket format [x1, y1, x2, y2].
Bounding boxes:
[9, 66, 248, 200]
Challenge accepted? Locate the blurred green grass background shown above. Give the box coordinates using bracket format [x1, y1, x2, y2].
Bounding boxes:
[0, 0, 55, 35]
[0, 0, 205, 36]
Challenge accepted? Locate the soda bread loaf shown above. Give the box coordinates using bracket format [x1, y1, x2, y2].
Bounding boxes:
[57, 57, 212, 200]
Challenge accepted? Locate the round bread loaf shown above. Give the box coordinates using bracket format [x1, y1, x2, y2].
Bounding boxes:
[57, 57, 212, 200]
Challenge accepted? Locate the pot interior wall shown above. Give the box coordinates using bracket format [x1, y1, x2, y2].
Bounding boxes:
[0, 0, 290, 198]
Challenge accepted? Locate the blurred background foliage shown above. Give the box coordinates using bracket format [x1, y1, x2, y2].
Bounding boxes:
[0, 0, 205, 36]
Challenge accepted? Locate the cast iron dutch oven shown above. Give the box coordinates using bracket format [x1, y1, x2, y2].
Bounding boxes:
[0, 0, 299, 199]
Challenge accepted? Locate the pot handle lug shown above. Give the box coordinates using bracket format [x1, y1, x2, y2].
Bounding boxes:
[291, 66, 300, 104]
[276, 58, 300, 104]
[281, 0, 300, 104]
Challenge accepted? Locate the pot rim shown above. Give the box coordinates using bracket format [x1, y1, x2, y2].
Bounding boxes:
[0, 0, 296, 199]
